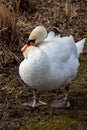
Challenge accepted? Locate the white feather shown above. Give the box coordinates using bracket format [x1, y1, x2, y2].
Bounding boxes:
[76, 38, 86, 57]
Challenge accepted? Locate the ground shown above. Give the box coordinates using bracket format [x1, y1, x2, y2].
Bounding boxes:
[0, 0, 87, 130]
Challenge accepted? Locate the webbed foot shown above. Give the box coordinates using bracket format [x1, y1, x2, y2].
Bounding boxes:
[51, 94, 70, 109]
[23, 100, 47, 108]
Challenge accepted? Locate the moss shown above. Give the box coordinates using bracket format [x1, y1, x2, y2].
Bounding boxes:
[19, 117, 81, 130]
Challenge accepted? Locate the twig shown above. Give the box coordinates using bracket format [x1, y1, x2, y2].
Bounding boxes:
[53, 26, 61, 32]
[0, 27, 8, 33]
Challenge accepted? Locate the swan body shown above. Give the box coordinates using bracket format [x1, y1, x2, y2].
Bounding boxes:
[19, 26, 85, 107]
[19, 46, 51, 90]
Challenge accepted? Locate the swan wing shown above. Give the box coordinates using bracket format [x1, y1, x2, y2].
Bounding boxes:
[39, 34, 77, 63]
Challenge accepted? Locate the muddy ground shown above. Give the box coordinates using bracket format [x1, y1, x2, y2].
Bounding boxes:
[0, 0, 87, 130]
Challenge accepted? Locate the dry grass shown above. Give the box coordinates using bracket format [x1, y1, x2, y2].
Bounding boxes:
[0, 3, 17, 43]
[0, 3, 21, 65]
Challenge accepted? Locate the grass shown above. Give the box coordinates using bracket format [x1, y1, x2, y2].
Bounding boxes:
[0, 3, 17, 43]
[19, 118, 82, 130]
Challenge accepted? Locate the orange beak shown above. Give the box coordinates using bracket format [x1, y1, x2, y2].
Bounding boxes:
[21, 42, 35, 52]
[21, 44, 28, 52]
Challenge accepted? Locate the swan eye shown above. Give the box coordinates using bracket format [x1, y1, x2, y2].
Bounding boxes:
[26, 39, 36, 46]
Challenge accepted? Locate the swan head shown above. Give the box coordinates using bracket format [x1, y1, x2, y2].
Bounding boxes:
[29, 26, 47, 45]
[21, 26, 47, 59]
[21, 26, 47, 52]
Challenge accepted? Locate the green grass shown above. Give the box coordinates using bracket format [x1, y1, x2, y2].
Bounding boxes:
[19, 117, 82, 130]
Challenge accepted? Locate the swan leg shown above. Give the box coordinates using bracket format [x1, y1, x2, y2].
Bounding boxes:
[23, 89, 47, 107]
[51, 84, 70, 108]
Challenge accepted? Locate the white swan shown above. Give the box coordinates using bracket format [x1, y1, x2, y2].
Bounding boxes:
[19, 26, 86, 108]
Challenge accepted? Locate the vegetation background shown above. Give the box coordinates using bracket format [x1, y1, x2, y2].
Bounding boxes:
[0, 0, 87, 130]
